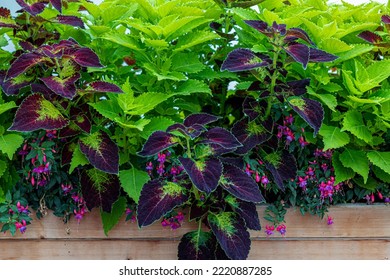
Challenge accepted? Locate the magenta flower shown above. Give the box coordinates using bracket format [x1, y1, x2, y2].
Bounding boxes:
[327, 216, 334, 225]
[265, 225, 275, 236]
[276, 224, 286, 236]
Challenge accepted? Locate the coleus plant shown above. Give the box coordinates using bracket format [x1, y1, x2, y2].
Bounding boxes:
[137, 113, 264, 260]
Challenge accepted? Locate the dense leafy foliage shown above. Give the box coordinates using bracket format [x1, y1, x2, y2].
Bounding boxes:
[0, 0, 389, 260]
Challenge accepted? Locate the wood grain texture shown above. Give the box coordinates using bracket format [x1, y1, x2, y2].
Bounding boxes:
[0, 204, 389, 259]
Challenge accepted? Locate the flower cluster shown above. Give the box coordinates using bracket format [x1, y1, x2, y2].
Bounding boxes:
[145, 151, 184, 181]
[161, 212, 185, 230]
[277, 114, 309, 147]
[265, 224, 287, 237]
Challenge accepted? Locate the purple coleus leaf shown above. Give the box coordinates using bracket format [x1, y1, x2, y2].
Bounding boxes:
[61, 142, 73, 166]
[232, 118, 273, 155]
[285, 43, 310, 69]
[220, 164, 264, 203]
[286, 78, 311, 96]
[71, 107, 91, 133]
[50, 0, 62, 12]
[137, 179, 189, 227]
[309, 48, 338, 62]
[288, 97, 324, 136]
[167, 123, 207, 139]
[79, 131, 119, 174]
[67, 48, 104, 68]
[0, 71, 29, 96]
[184, 113, 220, 127]
[87, 81, 123, 93]
[210, 144, 236, 156]
[179, 157, 222, 194]
[285, 28, 315, 45]
[357, 31, 383, 44]
[0, 7, 18, 28]
[265, 150, 297, 191]
[242, 96, 263, 121]
[58, 122, 80, 138]
[382, 15, 390, 24]
[221, 48, 269, 72]
[55, 15, 85, 29]
[208, 212, 250, 260]
[244, 20, 269, 33]
[138, 131, 178, 157]
[16, 0, 46, 15]
[178, 230, 216, 260]
[31, 83, 56, 98]
[40, 73, 81, 99]
[227, 196, 261, 231]
[81, 169, 120, 212]
[6, 53, 46, 79]
[9, 94, 69, 132]
[202, 127, 242, 149]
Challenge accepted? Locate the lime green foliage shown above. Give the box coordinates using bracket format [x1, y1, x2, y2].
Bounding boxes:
[288, 97, 306, 110]
[119, 168, 149, 203]
[69, 145, 89, 173]
[319, 125, 350, 151]
[101, 196, 127, 236]
[37, 99, 64, 121]
[340, 149, 370, 184]
[86, 168, 110, 191]
[162, 181, 185, 197]
[0, 102, 17, 115]
[332, 152, 355, 184]
[208, 212, 236, 237]
[0, 134, 24, 160]
[81, 132, 102, 150]
[247, 121, 265, 135]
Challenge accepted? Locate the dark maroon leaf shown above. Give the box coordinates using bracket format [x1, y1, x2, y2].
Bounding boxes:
[184, 113, 220, 127]
[137, 179, 189, 227]
[357, 31, 382, 44]
[232, 118, 273, 154]
[265, 150, 297, 191]
[69, 48, 104, 68]
[50, 0, 62, 12]
[286, 78, 310, 96]
[244, 20, 270, 35]
[227, 196, 261, 230]
[56, 15, 85, 29]
[81, 169, 120, 212]
[31, 83, 55, 98]
[218, 157, 244, 169]
[6, 53, 46, 79]
[79, 131, 119, 174]
[285, 43, 310, 69]
[243, 96, 260, 120]
[210, 144, 236, 156]
[288, 97, 323, 135]
[179, 157, 222, 194]
[0, 71, 29, 96]
[58, 123, 80, 138]
[272, 21, 286, 35]
[382, 15, 390, 24]
[9, 94, 69, 132]
[202, 127, 242, 149]
[220, 164, 264, 203]
[138, 131, 177, 157]
[88, 81, 123, 93]
[19, 41, 34, 51]
[221, 48, 269, 72]
[40, 73, 81, 99]
[178, 230, 216, 260]
[309, 48, 338, 62]
[71, 108, 91, 133]
[208, 212, 250, 260]
[285, 28, 315, 45]
[61, 142, 74, 166]
[16, 0, 46, 15]
[167, 123, 188, 134]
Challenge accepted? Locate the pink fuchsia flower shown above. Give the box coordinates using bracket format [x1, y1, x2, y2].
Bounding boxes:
[15, 220, 27, 234]
[298, 136, 309, 147]
[255, 171, 260, 183]
[265, 225, 275, 236]
[16, 202, 29, 214]
[276, 224, 286, 236]
[384, 197, 390, 204]
[284, 114, 294, 125]
[327, 216, 334, 225]
[261, 175, 269, 187]
[245, 163, 254, 176]
[61, 183, 73, 195]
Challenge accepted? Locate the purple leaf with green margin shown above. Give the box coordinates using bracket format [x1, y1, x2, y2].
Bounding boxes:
[72, 114, 91, 134]
[88, 81, 123, 93]
[244, 20, 270, 35]
[232, 118, 273, 154]
[56, 15, 85, 29]
[208, 212, 250, 260]
[357, 31, 382, 44]
[218, 157, 244, 169]
[16, 0, 45, 15]
[287, 78, 311, 96]
[265, 150, 297, 191]
[9, 94, 68, 132]
[210, 144, 236, 156]
[226, 196, 261, 230]
[221, 48, 269, 72]
[138, 131, 177, 157]
[285, 43, 310, 69]
[309, 48, 338, 62]
[179, 157, 222, 194]
[184, 113, 220, 127]
[61, 142, 74, 166]
[243, 96, 262, 121]
[285, 28, 315, 45]
[50, 0, 62, 12]
[81, 169, 120, 212]
[202, 127, 242, 149]
[288, 97, 324, 136]
[31, 83, 55, 97]
[178, 230, 216, 260]
[137, 180, 189, 227]
[68, 48, 104, 68]
[6, 53, 46, 79]
[220, 164, 264, 203]
[40, 73, 81, 99]
[79, 131, 119, 174]
[0, 71, 29, 95]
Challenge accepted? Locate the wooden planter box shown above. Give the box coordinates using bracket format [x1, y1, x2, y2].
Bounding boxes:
[1, 204, 389, 260]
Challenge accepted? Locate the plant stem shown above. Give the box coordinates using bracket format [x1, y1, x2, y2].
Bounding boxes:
[186, 137, 192, 159]
[265, 49, 280, 118]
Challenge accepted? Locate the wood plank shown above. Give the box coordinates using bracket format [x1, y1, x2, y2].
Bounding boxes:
[1, 204, 389, 240]
[1, 239, 389, 260]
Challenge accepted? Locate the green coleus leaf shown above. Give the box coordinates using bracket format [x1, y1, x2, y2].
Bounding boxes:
[171, 53, 206, 74]
[373, 166, 390, 183]
[339, 148, 369, 183]
[115, 118, 151, 131]
[0, 160, 7, 179]
[320, 38, 353, 54]
[175, 79, 211, 95]
[119, 168, 149, 204]
[174, 30, 220, 52]
[208, 212, 250, 260]
[319, 124, 350, 151]
[69, 145, 89, 173]
[101, 196, 127, 236]
[342, 110, 373, 144]
[367, 151, 390, 175]
[126, 92, 171, 115]
[307, 87, 337, 112]
[0, 134, 24, 160]
[178, 230, 216, 260]
[0, 101, 17, 115]
[101, 32, 141, 50]
[89, 100, 121, 121]
[332, 151, 355, 184]
[139, 117, 175, 139]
